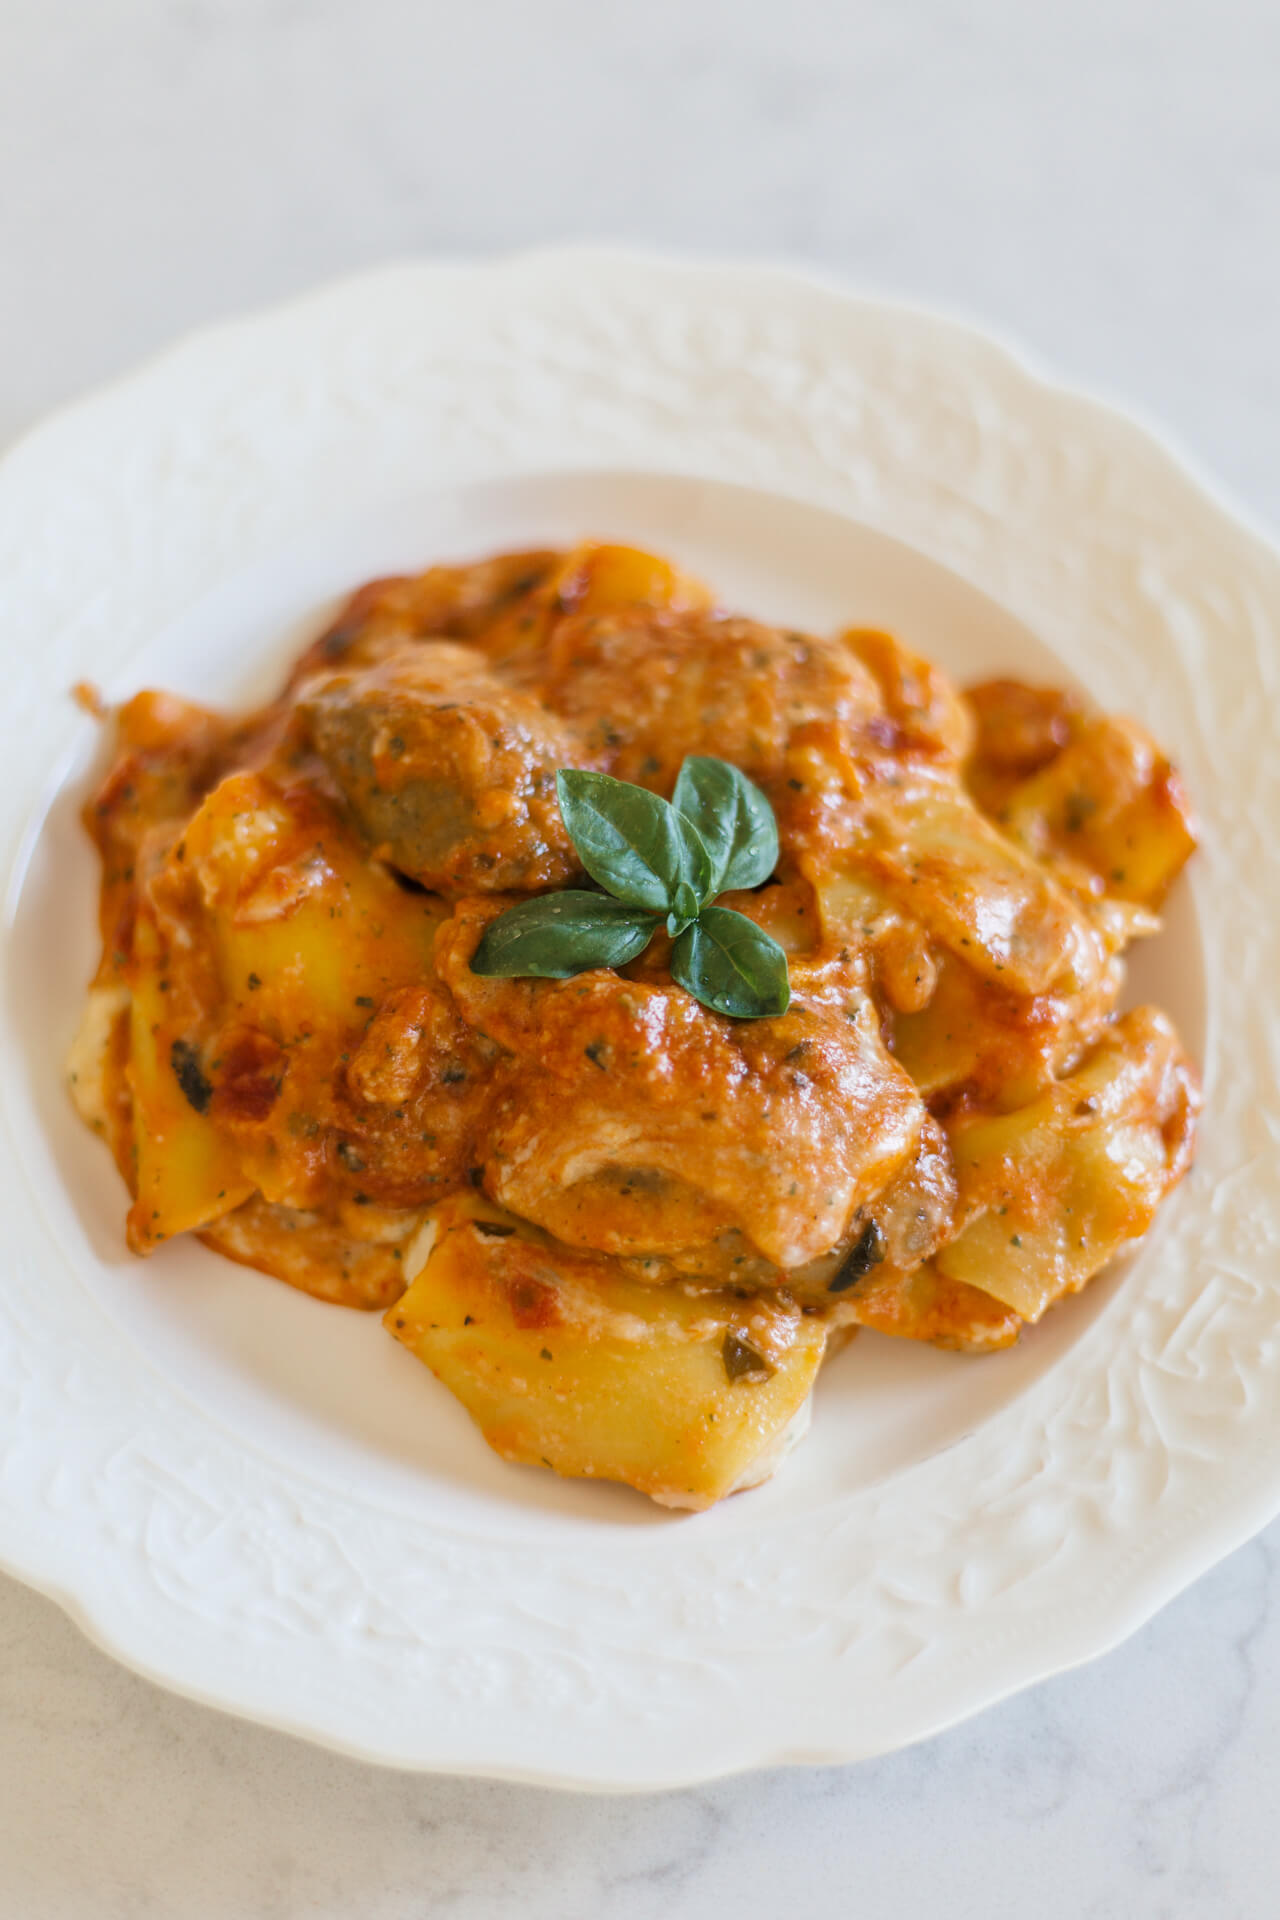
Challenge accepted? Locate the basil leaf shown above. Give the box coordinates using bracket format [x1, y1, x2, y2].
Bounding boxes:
[672, 756, 778, 896]
[672, 808, 713, 905]
[666, 879, 701, 938]
[556, 770, 685, 913]
[470, 892, 659, 978]
[670, 906, 791, 1018]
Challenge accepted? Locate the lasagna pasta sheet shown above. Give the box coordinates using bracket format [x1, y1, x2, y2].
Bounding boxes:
[70, 542, 1200, 1505]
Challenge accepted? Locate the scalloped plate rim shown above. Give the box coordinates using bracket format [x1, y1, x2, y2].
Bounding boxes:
[0, 247, 1276, 1789]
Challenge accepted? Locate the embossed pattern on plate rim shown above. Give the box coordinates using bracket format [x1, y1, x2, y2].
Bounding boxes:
[0, 249, 1277, 1789]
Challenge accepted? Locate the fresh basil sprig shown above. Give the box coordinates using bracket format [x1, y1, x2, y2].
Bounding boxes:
[552, 768, 711, 915]
[463, 891, 660, 977]
[670, 904, 791, 1019]
[470, 758, 791, 1019]
[673, 755, 778, 896]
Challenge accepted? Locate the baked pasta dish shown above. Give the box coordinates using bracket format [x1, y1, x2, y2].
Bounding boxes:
[69, 541, 1200, 1508]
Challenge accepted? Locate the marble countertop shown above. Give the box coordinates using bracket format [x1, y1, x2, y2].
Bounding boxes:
[3, 3, 1278, 1913]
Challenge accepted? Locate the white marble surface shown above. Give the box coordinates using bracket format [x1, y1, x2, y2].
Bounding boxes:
[2, 1, 1278, 1913]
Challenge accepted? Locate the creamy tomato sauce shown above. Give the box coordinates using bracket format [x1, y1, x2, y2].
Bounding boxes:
[68, 542, 1200, 1506]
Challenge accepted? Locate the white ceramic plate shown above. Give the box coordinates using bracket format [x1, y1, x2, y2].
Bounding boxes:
[1, 252, 1277, 1790]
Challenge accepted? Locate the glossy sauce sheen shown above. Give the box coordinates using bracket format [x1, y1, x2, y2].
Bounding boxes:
[69, 543, 1201, 1507]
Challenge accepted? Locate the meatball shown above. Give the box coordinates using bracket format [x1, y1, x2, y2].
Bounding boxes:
[300, 640, 586, 894]
[539, 607, 880, 793]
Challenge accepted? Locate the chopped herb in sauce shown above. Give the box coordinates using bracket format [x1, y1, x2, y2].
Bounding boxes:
[827, 1220, 887, 1293]
[169, 1039, 212, 1114]
[722, 1331, 772, 1382]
